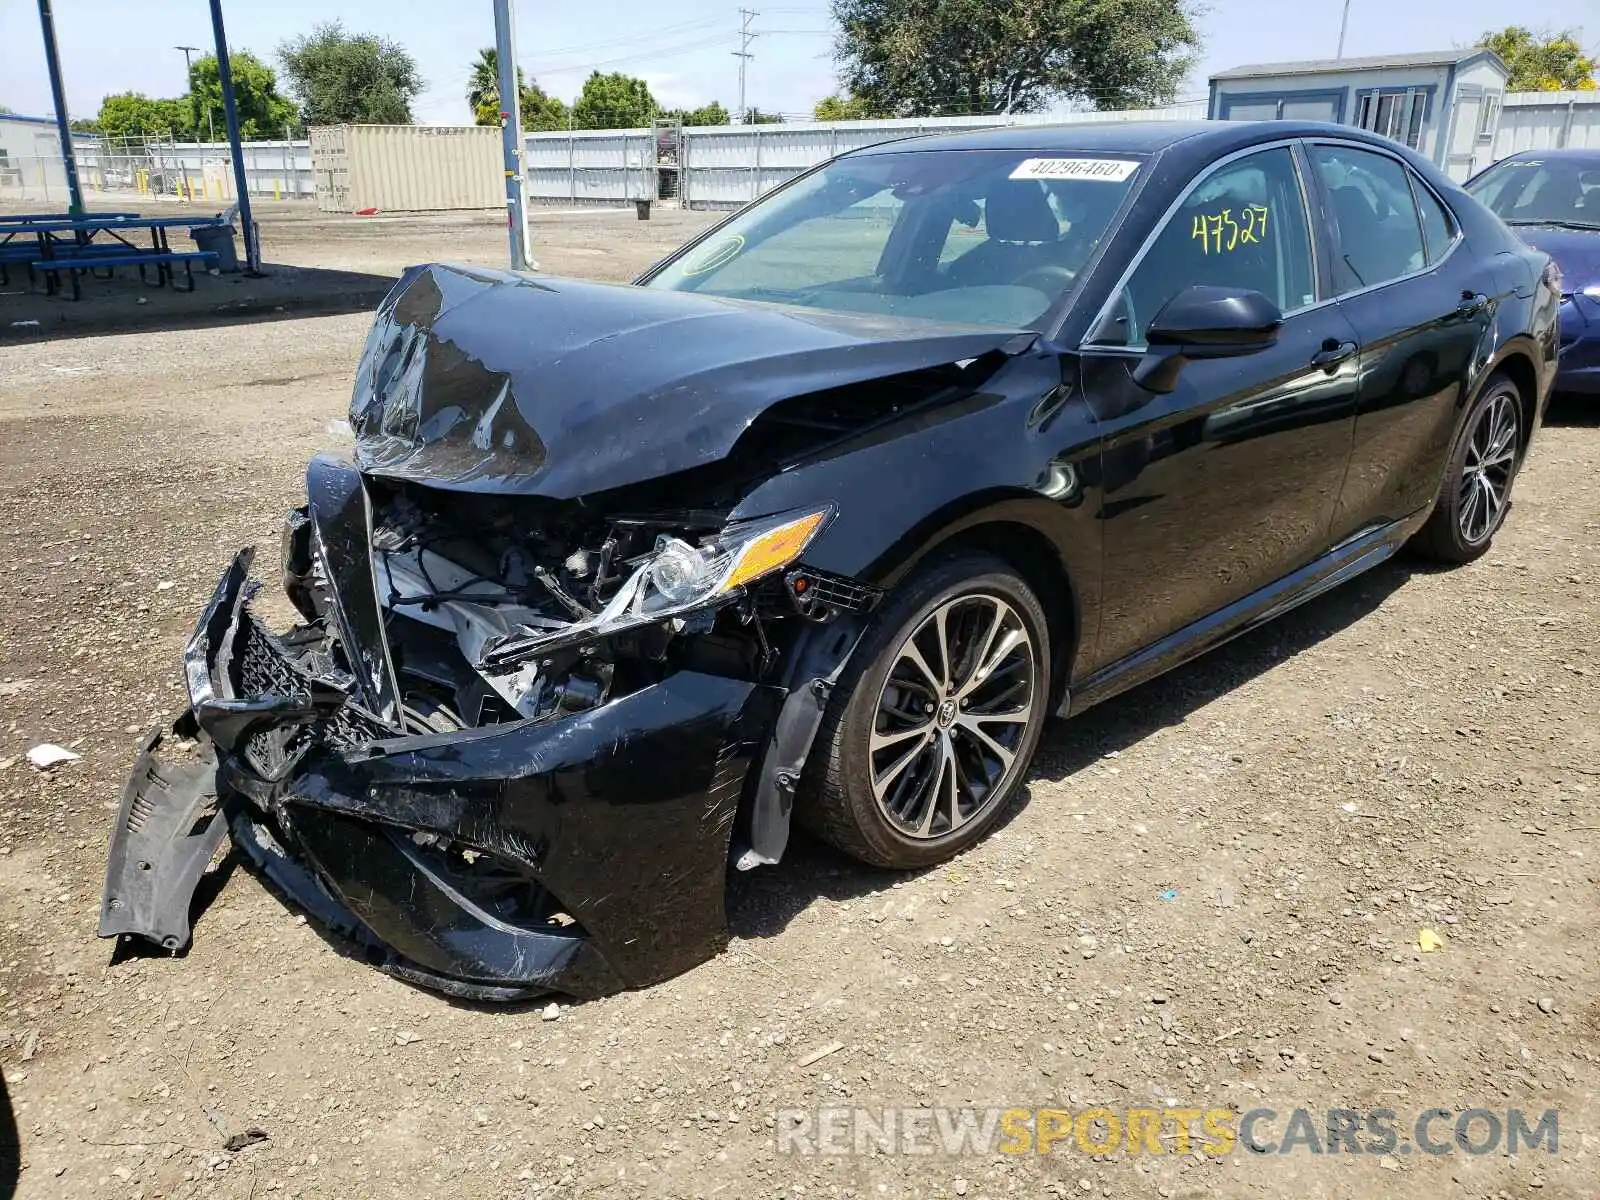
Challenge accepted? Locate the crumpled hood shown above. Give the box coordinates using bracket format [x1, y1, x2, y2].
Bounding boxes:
[349, 263, 1034, 499]
[1511, 226, 1600, 293]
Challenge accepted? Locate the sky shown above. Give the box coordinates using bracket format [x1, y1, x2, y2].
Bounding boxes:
[0, 0, 1594, 126]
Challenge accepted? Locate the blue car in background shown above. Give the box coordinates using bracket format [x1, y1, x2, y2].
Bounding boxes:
[1467, 148, 1600, 395]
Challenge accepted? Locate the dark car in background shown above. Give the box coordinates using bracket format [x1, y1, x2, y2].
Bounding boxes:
[102, 121, 1560, 1001]
[1466, 147, 1600, 395]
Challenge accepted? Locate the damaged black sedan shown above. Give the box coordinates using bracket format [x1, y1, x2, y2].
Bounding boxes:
[103, 121, 1559, 1000]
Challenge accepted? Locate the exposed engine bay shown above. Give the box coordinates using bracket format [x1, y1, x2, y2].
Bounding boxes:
[281, 476, 865, 737]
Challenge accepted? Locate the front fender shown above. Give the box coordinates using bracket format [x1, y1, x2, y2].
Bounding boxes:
[729, 349, 1104, 686]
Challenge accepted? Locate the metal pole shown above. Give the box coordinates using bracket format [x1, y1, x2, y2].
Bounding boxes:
[734, 9, 758, 124]
[493, 0, 532, 270]
[176, 45, 201, 138]
[37, 0, 85, 214]
[208, 0, 261, 271]
[1336, 0, 1352, 58]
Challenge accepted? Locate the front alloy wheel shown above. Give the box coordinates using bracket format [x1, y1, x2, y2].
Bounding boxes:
[801, 553, 1051, 870]
[871, 595, 1035, 839]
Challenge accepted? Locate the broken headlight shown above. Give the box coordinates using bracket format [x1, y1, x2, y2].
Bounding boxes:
[641, 507, 831, 614]
[480, 506, 832, 670]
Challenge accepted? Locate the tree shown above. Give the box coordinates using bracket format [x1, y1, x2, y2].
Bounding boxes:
[746, 108, 785, 124]
[572, 71, 656, 129]
[830, 0, 1199, 117]
[95, 92, 194, 140]
[69, 117, 101, 133]
[468, 48, 504, 123]
[189, 52, 300, 139]
[278, 21, 422, 125]
[1478, 27, 1598, 92]
[520, 81, 570, 132]
[660, 100, 730, 127]
[814, 93, 879, 120]
[466, 49, 570, 130]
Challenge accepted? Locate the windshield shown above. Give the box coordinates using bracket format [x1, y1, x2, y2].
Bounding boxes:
[1467, 156, 1600, 228]
[642, 149, 1143, 330]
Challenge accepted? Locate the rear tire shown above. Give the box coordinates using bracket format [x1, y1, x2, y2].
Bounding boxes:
[1411, 374, 1524, 565]
[798, 553, 1050, 870]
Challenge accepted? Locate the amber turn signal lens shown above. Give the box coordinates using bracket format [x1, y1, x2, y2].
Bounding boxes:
[723, 511, 828, 592]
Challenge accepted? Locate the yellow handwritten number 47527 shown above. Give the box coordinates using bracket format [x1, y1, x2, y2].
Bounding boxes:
[1190, 205, 1270, 255]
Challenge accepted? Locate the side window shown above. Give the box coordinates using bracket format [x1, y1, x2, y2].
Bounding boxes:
[1091, 146, 1315, 347]
[1309, 144, 1426, 292]
[1412, 176, 1457, 264]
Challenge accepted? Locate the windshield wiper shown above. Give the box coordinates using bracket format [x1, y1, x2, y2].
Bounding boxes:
[1505, 218, 1600, 231]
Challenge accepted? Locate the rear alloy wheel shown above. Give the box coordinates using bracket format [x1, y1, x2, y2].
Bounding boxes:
[801, 554, 1050, 869]
[1412, 375, 1524, 564]
[1457, 389, 1519, 544]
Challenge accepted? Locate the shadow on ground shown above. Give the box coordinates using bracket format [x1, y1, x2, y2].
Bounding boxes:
[726, 557, 1417, 941]
[1544, 392, 1600, 427]
[0, 1070, 15, 1200]
[0, 261, 395, 343]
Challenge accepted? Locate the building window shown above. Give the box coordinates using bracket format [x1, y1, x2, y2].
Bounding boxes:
[1354, 89, 1426, 149]
[1477, 93, 1501, 142]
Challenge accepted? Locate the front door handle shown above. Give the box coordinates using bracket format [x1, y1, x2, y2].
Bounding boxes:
[1310, 339, 1357, 371]
[1457, 291, 1488, 317]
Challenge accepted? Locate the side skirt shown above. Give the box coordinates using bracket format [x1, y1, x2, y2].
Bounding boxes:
[1062, 511, 1425, 718]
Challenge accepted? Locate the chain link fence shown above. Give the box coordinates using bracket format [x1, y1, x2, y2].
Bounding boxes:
[0, 125, 314, 208]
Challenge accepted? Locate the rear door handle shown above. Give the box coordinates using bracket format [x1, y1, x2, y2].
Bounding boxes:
[1457, 291, 1488, 317]
[1310, 339, 1357, 371]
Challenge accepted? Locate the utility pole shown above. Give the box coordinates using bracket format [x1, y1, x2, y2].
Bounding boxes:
[733, 9, 758, 125]
[493, 0, 532, 270]
[208, 0, 260, 271]
[37, 0, 84, 214]
[1336, 0, 1352, 58]
[176, 45, 202, 141]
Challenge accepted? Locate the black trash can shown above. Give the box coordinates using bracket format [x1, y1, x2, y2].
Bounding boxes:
[189, 223, 238, 272]
[635, 199, 652, 221]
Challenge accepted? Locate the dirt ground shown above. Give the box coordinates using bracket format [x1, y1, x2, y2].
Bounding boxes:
[0, 200, 713, 338]
[0, 206, 1596, 1200]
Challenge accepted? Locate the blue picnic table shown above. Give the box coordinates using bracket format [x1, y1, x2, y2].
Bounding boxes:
[0, 211, 142, 226]
[1, 213, 232, 298]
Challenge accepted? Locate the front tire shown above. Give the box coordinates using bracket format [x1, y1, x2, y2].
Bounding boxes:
[799, 553, 1051, 869]
[1411, 374, 1524, 564]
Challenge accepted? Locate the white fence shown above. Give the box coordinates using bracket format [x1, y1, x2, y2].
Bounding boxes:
[680, 106, 1206, 208]
[523, 104, 1208, 210]
[524, 128, 657, 206]
[1492, 91, 1600, 158]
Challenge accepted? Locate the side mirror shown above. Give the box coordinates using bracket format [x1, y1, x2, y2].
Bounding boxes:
[1132, 285, 1283, 393]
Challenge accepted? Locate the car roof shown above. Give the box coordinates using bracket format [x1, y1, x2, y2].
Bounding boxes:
[1499, 146, 1600, 163]
[847, 119, 1411, 160]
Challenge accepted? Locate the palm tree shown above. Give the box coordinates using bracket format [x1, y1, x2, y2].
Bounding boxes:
[468, 48, 501, 124]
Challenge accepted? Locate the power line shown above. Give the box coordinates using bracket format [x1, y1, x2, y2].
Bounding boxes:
[530, 34, 739, 75]
[526, 17, 724, 60]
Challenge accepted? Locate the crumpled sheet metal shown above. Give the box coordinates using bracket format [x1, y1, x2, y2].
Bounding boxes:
[350, 263, 1030, 499]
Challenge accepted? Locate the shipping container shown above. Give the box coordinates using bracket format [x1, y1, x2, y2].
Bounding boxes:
[311, 124, 502, 213]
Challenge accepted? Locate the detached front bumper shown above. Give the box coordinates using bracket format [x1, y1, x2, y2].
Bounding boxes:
[101, 550, 781, 1000]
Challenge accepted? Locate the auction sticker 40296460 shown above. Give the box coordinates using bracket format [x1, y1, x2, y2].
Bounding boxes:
[1008, 157, 1141, 182]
